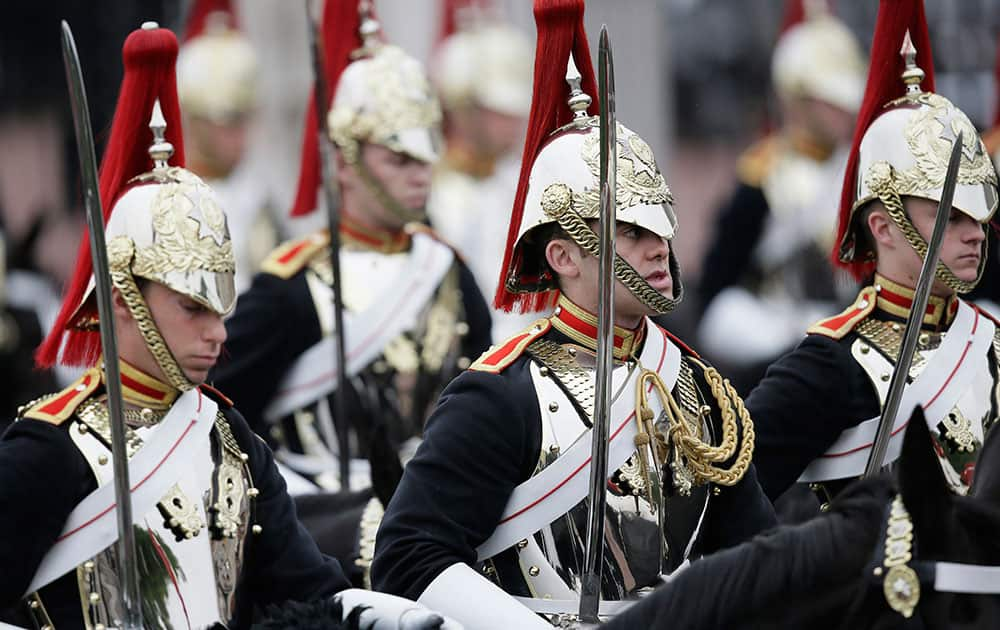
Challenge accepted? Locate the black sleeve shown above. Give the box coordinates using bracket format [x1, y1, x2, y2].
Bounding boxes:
[745, 334, 880, 501]
[372, 364, 541, 601]
[0, 420, 93, 608]
[457, 260, 493, 359]
[696, 182, 769, 314]
[225, 407, 349, 612]
[211, 271, 322, 439]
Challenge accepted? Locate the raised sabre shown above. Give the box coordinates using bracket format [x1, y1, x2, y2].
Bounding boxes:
[60, 20, 142, 629]
[863, 130, 965, 478]
[305, 0, 352, 493]
[579, 24, 617, 624]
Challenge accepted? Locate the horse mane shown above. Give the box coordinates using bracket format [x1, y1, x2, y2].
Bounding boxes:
[625, 477, 894, 628]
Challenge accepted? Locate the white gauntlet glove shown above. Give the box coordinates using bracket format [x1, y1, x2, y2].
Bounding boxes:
[336, 588, 464, 630]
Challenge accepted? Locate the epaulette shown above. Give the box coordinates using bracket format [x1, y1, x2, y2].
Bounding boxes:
[260, 231, 330, 279]
[806, 286, 878, 339]
[200, 383, 234, 409]
[21, 368, 102, 425]
[469, 319, 552, 374]
[736, 135, 779, 188]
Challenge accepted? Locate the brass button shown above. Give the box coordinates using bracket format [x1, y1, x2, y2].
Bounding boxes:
[517, 539, 529, 549]
[77, 423, 89, 434]
[859, 344, 870, 354]
[455, 322, 470, 336]
[881, 373, 890, 382]
[548, 402, 559, 413]
[549, 445, 560, 455]
[711, 487, 721, 496]
[539, 366, 550, 377]
[98, 455, 109, 466]
[820, 502, 830, 512]
[567, 347, 577, 357]
[918, 333, 929, 347]
[89, 592, 100, 603]
[29, 600, 39, 609]
[252, 524, 263, 535]
[140, 407, 154, 422]
[248, 487, 260, 498]
[891, 323, 902, 333]
[457, 356, 471, 370]
[873, 567, 883, 577]
[528, 566, 540, 577]
[699, 404, 712, 417]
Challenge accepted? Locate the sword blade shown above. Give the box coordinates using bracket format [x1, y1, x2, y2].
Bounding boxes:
[305, 0, 352, 493]
[864, 130, 966, 477]
[580, 25, 616, 623]
[60, 20, 142, 629]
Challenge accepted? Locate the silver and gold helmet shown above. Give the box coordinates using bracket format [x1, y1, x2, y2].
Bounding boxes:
[38, 23, 234, 389]
[176, 8, 257, 124]
[432, 23, 533, 118]
[496, 10, 680, 315]
[835, 18, 998, 292]
[771, 3, 866, 114]
[290, 0, 442, 221]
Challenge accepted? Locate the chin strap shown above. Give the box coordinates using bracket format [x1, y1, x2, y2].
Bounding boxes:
[866, 162, 986, 294]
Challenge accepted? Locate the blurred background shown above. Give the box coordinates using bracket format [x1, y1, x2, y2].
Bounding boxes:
[2, 0, 1000, 415]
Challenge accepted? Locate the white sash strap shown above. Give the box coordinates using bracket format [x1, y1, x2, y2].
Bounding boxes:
[26, 389, 218, 594]
[800, 302, 993, 483]
[264, 233, 455, 422]
[934, 562, 1000, 594]
[476, 322, 681, 560]
[511, 596, 635, 616]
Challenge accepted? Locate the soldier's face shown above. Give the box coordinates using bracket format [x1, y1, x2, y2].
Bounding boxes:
[884, 197, 985, 295]
[554, 222, 671, 327]
[117, 282, 227, 385]
[339, 144, 433, 228]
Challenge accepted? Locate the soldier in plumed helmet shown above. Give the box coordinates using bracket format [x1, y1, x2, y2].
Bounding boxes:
[0, 21, 462, 630]
[747, 0, 1000, 508]
[373, 0, 775, 626]
[209, 0, 492, 579]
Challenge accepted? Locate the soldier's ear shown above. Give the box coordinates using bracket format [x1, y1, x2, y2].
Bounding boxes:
[544, 238, 580, 280]
[111, 287, 134, 322]
[866, 205, 896, 250]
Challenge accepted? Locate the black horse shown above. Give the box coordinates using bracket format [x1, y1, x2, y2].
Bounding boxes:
[604, 409, 1000, 629]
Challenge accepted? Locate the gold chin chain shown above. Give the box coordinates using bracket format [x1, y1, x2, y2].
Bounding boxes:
[110, 257, 196, 392]
[633, 359, 753, 492]
[866, 161, 984, 294]
[551, 202, 682, 315]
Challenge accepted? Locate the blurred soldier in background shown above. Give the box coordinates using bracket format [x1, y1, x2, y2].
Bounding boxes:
[211, 0, 491, 585]
[427, 0, 536, 342]
[177, 0, 282, 293]
[696, 0, 866, 396]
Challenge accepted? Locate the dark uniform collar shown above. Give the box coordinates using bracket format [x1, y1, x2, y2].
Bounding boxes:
[873, 273, 959, 332]
[549, 294, 645, 361]
[340, 215, 410, 254]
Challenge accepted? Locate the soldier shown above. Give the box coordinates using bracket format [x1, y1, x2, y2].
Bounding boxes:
[0, 22, 459, 630]
[210, 0, 490, 517]
[427, 0, 537, 342]
[0, 23, 350, 628]
[747, 0, 1000, 506]
[372, 0, 775, 626]
[696, 0, 866, 396]
[176, 0, 281, 293]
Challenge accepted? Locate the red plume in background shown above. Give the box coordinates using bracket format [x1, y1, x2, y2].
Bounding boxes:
[493, 0, 599, 313]
[289, 0, 367, 218]
[36, 25, 185, 368]
[832, 0, 934, 281]
[182, 0, 238, 43]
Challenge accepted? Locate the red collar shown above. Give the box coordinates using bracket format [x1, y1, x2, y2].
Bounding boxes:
[340, 215, 410, 254]
[873, 273, 959, 330]
[549, 295, 645, 360]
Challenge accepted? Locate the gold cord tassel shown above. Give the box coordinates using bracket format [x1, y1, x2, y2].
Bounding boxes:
[634, 360, 754, 489]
